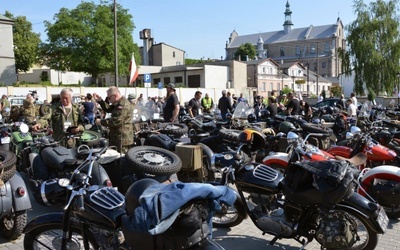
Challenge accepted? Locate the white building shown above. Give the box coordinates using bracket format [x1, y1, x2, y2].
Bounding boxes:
[0, 14, 17, 85]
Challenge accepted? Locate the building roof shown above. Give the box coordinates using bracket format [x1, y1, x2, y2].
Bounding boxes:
[228, 22, 340, 49]
[0, 14, 14, 24]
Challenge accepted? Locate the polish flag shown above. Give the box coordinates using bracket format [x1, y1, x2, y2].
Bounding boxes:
[129, 52, 139, 85]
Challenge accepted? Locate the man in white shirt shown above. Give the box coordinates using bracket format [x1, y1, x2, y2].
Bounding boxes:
[346, 98, 357, 126]
[318, 94, 324, 103]
[350, 93, 357, 107]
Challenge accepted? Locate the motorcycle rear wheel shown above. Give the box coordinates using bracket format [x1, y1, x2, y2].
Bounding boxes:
[323, 208, 378, 250]
[24, 223, 99, 250]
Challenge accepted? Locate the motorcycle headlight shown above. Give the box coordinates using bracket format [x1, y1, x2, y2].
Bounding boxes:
[287, 131, 299, 144]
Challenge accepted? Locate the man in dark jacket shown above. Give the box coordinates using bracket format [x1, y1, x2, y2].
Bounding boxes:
[163, 83, 180, 122]
[218, 90, 232, 121]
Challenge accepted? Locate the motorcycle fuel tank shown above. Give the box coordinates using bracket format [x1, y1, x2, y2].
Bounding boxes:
[73, 186, 126, 230]
[235, 162, 284, 195]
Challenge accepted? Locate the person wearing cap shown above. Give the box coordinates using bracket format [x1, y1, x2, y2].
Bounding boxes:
[163, 83, 180, 122]
[127, 94, 136, 105]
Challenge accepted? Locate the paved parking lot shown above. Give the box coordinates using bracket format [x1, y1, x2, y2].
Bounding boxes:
[0, 175, 399, 250]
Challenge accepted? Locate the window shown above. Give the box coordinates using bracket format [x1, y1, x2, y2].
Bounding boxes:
[262, 82, 266, 92]
[322, 62, 326, 68]
[164, 77, 171, 84]
[188, 75, 200, 87]
[280, 47, 285, 56]
[295, 45, 301, 55]
[262, 67, 266, 73]
[310, 44, 316, 54]
[174, 76, 183, 83]
[153, 78, 160, 87]
[270, 82, 273, 92]
[269, 67, 272, 74]
[173, 51, 176, 58]
[324, 43, 330, 53]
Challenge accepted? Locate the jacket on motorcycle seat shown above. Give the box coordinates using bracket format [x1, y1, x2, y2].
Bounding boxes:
[124, 181, 236, 235]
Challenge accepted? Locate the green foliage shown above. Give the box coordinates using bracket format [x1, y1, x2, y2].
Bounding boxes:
[367, 88, 376, 101]
[345, 0, 400, 96]
[282, 86, 293, 94]
[40, 1, 139, 85]
[4, 11, 41, 72]
[234, 43, 256, 61]
[185, 58, 213, 65]
[330, 85, 342, 97]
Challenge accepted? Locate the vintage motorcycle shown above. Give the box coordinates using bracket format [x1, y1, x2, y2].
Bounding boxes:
[0, 150, 31, 240]
[213, 129, 388, 249]
[264, 131, 400, 219]
[23, 139, 233, 250]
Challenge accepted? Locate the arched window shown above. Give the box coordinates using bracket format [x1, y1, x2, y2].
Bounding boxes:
[310, 44, 316, 54]
[295, 45, 301, 55]
[280, 47, 285, 56]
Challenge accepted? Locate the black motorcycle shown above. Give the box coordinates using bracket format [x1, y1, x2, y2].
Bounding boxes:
[211, 129, 389, 249]
[23, 139, 232, 250]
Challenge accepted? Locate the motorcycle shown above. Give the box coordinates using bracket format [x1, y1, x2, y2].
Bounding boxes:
[264, 130, 400, 219]
[23, 139, 232, 250]
[213, 129, 388, 249]
[21, 127, 112, 191]
[0, 150, 31, 240]
[327, 126, 400, 168]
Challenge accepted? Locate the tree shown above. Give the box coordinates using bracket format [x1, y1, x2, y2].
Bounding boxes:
[344, 0, 400, 95]
[234, 43, 256, 61]
[40, 1, 139, 85]
[4, 11, 41, 72]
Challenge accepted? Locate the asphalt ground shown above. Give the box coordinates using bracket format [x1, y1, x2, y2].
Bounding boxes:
[0, 175, 399, 250]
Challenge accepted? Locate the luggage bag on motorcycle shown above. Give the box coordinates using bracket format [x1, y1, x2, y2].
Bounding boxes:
[122, 200, 211, 249]
[175, 144, 203, 171]
[284, 160, 355, 207]
[369, 178, 400, 208]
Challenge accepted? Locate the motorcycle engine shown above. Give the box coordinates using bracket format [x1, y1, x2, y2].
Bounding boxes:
[315, 210, 357, 249]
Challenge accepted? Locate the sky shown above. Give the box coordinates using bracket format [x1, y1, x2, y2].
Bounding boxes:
[1, 0, 373, 60]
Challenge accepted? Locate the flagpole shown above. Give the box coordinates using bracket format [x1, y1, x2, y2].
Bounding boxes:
[114, 0, 118, 87]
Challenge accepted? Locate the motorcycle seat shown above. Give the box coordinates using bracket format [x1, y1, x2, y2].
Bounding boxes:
[190, 133, 210, 143]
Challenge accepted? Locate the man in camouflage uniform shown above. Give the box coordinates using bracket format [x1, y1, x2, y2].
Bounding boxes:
[0, 95, 10, 116]
[93, 87, 134, 153]
[23, 94, 36, 124]
[32, 88, 85, 147]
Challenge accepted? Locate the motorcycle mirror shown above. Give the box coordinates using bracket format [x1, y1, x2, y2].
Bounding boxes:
[20, 123, 29, 133]
[350, 126, 361, 134]
[346, 132, 354, 140]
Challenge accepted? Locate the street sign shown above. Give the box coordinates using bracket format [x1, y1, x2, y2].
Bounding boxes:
[158, 82, 164, 89]
[144, 74, 151, 83]
[144, 82, 151, 88]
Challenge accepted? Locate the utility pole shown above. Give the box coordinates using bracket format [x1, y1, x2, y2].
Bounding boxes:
[316, 41, 319, 96]
[113, 0, 118, 87]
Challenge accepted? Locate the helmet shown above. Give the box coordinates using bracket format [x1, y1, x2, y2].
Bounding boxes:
[260, 110, 270, 119]
[237, 129, 266, 150]
[125, 178, 159, 216]
[324, 106, 334, 115]
[279, 121, 296, 134]
[247, 113, 256, 123]
[375, 130, 393, 145]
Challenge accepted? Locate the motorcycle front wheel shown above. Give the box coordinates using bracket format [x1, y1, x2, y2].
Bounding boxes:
[212, 198, 246, 228]
[24, 223, 99, 250]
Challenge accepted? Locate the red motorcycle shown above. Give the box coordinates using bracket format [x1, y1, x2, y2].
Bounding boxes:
[327, 126, 399, 168]
[262, 131, 400, 218]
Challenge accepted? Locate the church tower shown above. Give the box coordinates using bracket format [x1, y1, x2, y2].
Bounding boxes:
[283, 1, 293, 34]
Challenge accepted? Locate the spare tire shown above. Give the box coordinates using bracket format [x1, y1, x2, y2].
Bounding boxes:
[126, 146, 182, 176]
[0, 151, 17, 183]
[79, 130, 101, 147]
[157, 123, 188, 136]
[39, 103, 51, 116]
